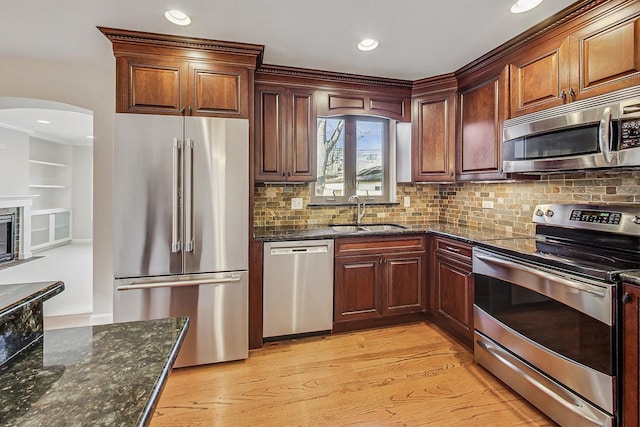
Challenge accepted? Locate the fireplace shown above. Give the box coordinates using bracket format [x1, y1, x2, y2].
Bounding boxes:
[1, 213, 15, 263]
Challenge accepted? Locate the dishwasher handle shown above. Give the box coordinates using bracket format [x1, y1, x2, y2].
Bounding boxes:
[270, 246, 329, 256]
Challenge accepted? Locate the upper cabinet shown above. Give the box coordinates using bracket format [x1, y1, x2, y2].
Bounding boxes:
[411, 76, 457, 182]
[510, 3, 640, 117]
[317, 91, 410, 122]
[99, 27, 264, 118]
[254, 84, 317, 182]
[456, 66, 509, 181]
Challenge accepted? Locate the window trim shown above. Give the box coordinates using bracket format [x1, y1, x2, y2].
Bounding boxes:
[311, 115, 395, 205]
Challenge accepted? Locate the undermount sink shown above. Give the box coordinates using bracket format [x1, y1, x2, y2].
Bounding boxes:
[329, 223, 408, 233]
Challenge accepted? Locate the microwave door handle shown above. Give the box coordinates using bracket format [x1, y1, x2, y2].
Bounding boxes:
[599, 107, 614, 164]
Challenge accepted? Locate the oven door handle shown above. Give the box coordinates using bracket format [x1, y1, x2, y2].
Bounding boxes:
[474, 252, 607, 298]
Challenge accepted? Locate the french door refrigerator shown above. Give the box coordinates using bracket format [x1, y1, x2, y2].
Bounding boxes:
[113, 113, 248, 367]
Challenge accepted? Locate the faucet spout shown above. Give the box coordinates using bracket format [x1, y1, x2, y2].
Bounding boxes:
[348, 194, 366, 225]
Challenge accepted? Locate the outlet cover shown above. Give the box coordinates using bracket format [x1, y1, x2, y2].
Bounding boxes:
[482, 200, 495, 209]
[291, 198, 303, 210]
[403, 196, 410, 208]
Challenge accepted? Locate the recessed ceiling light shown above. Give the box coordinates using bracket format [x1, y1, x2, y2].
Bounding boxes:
[36, 120, 51, 124]
[164, 9, 191, 26]
[510, 0, 543, 14]
[87, 135, 94, 139]
[357, 38, 379, 52]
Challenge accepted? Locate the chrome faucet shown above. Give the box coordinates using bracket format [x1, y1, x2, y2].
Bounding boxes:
[348, 194, 366, 225]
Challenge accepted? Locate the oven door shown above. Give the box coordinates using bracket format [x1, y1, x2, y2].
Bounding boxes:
[472, 247, 616, 426]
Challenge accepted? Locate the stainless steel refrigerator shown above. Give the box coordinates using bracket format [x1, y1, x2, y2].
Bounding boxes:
[112, 113, 248, 367]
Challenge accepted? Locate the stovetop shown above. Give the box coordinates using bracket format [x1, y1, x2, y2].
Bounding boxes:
[475, 204, 640, 283]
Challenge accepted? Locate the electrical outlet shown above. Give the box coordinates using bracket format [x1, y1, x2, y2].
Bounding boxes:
[482, 200, 495, 209]
[403, 196, 410, 208]
[291, 198, 303, 210]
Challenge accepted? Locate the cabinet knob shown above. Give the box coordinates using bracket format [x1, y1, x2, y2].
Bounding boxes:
[622, 292, 632, 304]
[569, 88, 576, 99]
[561, 90, 567, 100]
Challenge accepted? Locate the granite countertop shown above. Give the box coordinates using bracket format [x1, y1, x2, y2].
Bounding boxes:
[0, 282, 64, 318]
[621, 271, 640, 286]
[0, 316, 189, 427]
[254, 222, 529, 243]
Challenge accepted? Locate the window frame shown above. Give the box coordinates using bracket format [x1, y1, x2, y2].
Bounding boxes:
[311, 115, 394, 205]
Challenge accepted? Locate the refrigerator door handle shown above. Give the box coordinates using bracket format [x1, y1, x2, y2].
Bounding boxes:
[116, 274, 242, 291]
[172, 138, 182, 253]
[184, 138, 194, 252]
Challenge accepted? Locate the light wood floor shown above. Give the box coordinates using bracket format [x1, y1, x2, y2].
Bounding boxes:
[151, 322, 556, 426]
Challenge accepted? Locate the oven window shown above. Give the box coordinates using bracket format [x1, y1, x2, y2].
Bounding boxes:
[507, 125, 600, 160]
[475, 275, 613, 375]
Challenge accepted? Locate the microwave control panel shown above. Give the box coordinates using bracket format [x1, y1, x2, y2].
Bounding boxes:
[621, 119, 640, 149]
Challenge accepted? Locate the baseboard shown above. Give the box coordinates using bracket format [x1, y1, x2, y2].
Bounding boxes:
[44, 312, 113, 330]
[90, 312, 113, 325]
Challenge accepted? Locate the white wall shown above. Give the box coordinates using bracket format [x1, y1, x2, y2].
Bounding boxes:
[0, 127, 29, 196]
[0, 51, 115, 321]
[72, 145, 93, 240]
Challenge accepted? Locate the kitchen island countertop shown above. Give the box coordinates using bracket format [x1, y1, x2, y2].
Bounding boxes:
[0, 316, 189, 427]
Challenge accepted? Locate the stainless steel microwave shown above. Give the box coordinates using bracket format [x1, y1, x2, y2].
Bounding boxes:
[503, 89, 640, 173]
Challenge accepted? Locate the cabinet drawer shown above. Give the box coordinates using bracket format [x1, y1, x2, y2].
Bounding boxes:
[434, 237, 472, 261]
[335, 235, 426, 256]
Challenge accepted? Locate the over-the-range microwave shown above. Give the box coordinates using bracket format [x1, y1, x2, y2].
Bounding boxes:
[502, 87, 640, 174]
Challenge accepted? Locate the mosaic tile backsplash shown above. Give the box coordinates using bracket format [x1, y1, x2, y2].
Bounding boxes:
[254, 170, 640, 237]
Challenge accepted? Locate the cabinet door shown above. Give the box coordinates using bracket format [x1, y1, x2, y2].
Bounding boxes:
[334, 255, 382, 322]
[118, 57, 187, 114]
[433, 253, 473, 345]
[188, 63, 248, 118]
[622, 282, 640, 427]
[412, 91, 456, 182]
[457, 67, 508, 181]
[510, 39, 569, 117]
[570, 12, 640, 100]
[382, 252, 426, 316]
[255, 85, 286, 181]
[286, 90, 317, 182]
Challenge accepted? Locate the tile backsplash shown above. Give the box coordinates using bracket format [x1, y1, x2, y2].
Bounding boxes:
[254, 170, 640, 236]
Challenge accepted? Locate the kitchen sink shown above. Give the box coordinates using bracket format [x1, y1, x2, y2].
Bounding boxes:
[329, 223, 408, 233]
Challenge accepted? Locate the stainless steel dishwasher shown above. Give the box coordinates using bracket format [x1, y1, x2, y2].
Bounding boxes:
[263, 239, 334, 339]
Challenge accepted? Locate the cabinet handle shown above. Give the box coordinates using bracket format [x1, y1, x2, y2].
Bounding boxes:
[560, 90, 567, 100]
[569, 88, 576, 99]
[445, 246, 461, 253]
[622, 292, 632, 304]
[179, 107, 186, 115]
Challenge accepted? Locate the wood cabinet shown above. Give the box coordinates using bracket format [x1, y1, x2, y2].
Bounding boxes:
[457, 66, 508, 181]
[316, 90, 410, 122]
[412, 87, 456, 182]
[510, 5, 640, 117]
[431, 236, 474, 347]
[334, 235, 427, 327]
[621, 282, 640, 427]
[254, 84, 316, 182]
[100, 27, 263, 118]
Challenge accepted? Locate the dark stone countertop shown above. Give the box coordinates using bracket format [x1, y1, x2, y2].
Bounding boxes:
[621, 271, 640, 286]
[0, 282, 64, 318]
[254, 222, 529, 243]
[0, 316, 189, 427]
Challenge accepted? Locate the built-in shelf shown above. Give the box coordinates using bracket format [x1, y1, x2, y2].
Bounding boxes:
[28, 159, 69, 168]
[28, 184, 67, 189]
[31, 208, 71, 252]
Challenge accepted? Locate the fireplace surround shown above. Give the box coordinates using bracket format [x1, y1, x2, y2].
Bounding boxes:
[0, 213, 16, 263]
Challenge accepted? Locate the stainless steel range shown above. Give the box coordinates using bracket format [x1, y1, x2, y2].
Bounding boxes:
[472, 204, 640, 427]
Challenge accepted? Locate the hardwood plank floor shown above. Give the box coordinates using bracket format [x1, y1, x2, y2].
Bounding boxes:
[151, 322, 556, 426]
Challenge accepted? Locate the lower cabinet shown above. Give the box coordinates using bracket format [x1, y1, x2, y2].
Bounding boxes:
[431, 236, 474, 347]
[334, 235, 427, 328]
[622, 282, 640, 426]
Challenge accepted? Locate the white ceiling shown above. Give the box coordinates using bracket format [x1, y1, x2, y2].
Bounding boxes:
[2, 0, 578, 81]
[0, 1, 578, 144]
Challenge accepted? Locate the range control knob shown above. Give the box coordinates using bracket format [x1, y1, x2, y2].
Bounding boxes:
[632, 216, 640, 225]
[535, 209, 544, 217]
[545, 209, 555, 217]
